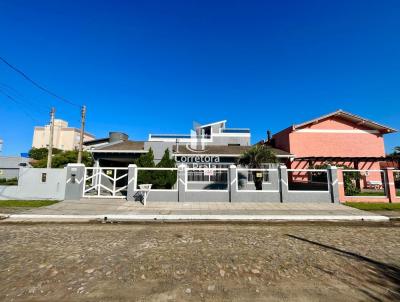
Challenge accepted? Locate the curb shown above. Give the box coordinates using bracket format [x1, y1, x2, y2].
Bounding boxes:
[0, 214, 10, 220]
[2, 214, 390, 222]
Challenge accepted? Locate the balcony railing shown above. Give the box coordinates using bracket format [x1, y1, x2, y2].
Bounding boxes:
[150, 134, 211, 139]
[221, 128, 250, 134]
[150, 134, 191, 139]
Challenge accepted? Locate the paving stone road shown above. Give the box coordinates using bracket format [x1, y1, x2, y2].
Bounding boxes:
[0, 222, 399, 301]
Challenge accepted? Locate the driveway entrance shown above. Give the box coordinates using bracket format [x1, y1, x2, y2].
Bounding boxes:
[82, 167, 128, 198]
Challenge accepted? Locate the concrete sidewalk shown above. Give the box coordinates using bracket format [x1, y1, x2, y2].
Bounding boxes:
[0, 199, 390, 222]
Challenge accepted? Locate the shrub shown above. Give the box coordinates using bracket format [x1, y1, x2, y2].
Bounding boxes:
[31, 150, 93, 168]
[311, 163, 360, 196]
[0, 178, 18, 186]
[135, 148, 177, 189]
[28, 147, 62, 160]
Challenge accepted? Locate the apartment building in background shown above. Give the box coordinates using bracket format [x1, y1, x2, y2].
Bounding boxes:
[32, 119, 95, 151]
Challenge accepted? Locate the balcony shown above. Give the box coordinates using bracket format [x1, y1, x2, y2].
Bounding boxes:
[221, 128, 250, 134]
[150, 134, 191, 139]
[149, 134, 211, 140]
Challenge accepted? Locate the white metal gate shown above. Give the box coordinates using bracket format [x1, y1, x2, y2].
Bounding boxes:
[83, 167, 129, 198]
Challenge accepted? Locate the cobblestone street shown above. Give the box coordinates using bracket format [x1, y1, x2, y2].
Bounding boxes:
[0, 222, 399, 301]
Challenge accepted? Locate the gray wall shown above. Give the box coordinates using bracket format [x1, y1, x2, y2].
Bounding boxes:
[0, 156, 31, 179]
[125, 164, 339, 204]
[0, 168, 20, 180]
[1, 164, 338, 203]
[144, 141, 175, 163]
[232, 167, 281, 202]
[0, 167, 66, 200]
[0, 186, 19, 200]
[208, 136, 250, 146]
[279, 166, 333, 203]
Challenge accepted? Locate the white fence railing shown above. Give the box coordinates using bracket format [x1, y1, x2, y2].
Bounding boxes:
[78, 165, 399, 202]
[341, 169, 387, 197]
[135, 167, 178, 191]
[236, 168, 279, 192]
[287, 169, 330, 192]
[186, 167, 229, 192]
[83, 167, 128, 198]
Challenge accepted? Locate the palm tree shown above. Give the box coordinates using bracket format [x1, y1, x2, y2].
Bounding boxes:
[391, 146, 400, 168]
[238, 144, 277, 190]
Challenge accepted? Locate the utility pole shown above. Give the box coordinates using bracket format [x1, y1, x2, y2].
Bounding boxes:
[47, 107, 55, 168]
[77, 105, 86, 164]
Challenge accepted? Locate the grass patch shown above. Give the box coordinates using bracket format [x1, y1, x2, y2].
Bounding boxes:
[344, 202, 400, 211]
[0, 200, 59, 208]
[346, 191, 386, 197]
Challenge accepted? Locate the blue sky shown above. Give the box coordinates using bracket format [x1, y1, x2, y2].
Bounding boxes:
[0, 0, 399, 155]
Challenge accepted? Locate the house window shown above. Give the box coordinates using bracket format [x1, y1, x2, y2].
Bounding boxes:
[41, 173, 47, 183]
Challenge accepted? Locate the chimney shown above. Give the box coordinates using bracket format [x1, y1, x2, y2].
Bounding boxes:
[267, 130, 271, 143]
[109, 132, 128, 143]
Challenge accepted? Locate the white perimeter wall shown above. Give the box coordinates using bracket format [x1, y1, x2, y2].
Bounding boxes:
[0, 168, 67, 200]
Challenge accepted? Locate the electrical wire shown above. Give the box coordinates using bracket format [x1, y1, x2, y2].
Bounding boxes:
[0, 56, 81, 107]
[0, 88, 41, 123]
[0, 82, 50, 114]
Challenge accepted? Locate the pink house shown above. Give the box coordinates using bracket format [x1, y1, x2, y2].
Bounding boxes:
[272, 110, 398, 193]
[272, 110, 397, 170]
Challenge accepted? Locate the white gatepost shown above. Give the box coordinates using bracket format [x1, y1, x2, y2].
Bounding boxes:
[65, 164, 85, 200]
[229, 165, 237, 202]
[278, 165, 288, 203]
[127, 164, 137, 202]
[178, 164, 186, 202]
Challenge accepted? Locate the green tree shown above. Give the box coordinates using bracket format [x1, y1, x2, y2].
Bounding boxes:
[238, 145, 277, 190]
[135, 148, 155, 168]
[389, 146, 400, 170]
[135, 148, 155, 185]
[312, 163, 361, 196]
[134, 148, 178, 189]
[31, 150, 93, 168]
[28, 147, 62, 160]
[392, 146, 400, 155]
[155, 149, 177, 189]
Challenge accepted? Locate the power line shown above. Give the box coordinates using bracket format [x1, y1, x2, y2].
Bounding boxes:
[0, 56, 80, 108]
[0, 88, 40, 123]
[0, 82, 82, 125]
[0, 82, 50, 113]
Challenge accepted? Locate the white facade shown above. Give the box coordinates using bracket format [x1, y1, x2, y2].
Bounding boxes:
[148, 120, 251, 146]
[32, 119, 95, 151]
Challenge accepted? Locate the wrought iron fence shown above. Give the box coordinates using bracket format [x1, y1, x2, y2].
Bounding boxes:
[186, 167, 229, 191]
[287, 169, 329, 191]
[236, 168, 278, 191]
[342, 169, 387, 197]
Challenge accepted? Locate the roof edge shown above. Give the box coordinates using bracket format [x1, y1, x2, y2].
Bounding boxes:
[293, 110, 397, 133]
